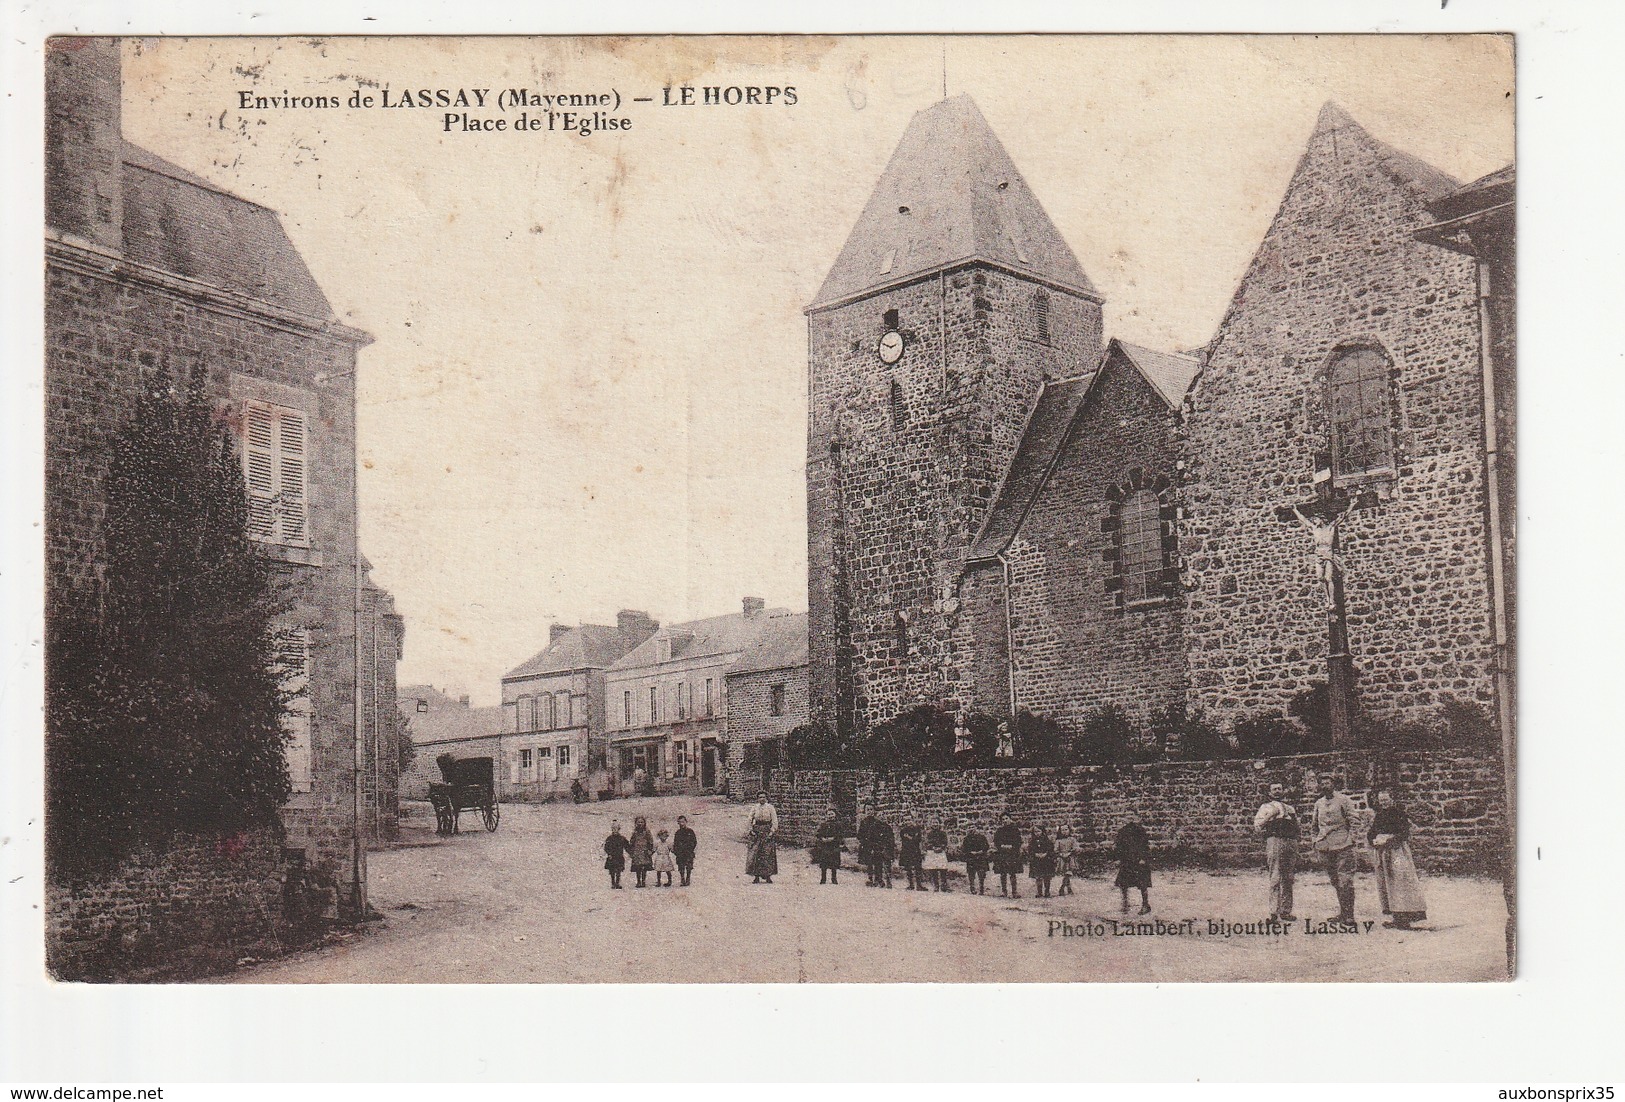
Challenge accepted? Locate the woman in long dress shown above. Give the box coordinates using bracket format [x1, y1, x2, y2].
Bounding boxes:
[1367, 788, 1428, 928]
[746, 793, 779, 883]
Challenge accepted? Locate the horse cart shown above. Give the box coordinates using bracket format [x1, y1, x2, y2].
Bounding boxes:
[428, 754, 500, 835]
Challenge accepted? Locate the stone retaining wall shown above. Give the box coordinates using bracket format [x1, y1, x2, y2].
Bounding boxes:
[768, 749, 1504, 875]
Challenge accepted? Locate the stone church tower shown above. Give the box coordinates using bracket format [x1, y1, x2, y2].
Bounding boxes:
[806, 95, 1104, 739]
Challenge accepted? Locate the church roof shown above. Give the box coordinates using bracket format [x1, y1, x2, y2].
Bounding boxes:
[1113, 341, 1202, 410]
[119, 140, 336, 320]
[968, 340, 1198, 562]
[809, 94, 1098, 311]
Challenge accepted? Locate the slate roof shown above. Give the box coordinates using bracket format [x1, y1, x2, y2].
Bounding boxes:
[727, 612, 809, 677]
[809, 94, 1098, 310]
[396, 686, 503, 746]
[1312, 102, 1461, 203]
[504, 623, 654, 681]
[968, 340, 1199, 562]
[610, 608, 792, 671]
[1428, 163, 1514, 220]
[119, 141, 335, 319]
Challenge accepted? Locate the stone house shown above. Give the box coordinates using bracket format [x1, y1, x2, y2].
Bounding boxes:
[44, 37, 400, 945]
[723, 611, 809, 797]
[604, 598, 786, 795]
[807, 94, 1512, 746]
[497, 611, 658, 799]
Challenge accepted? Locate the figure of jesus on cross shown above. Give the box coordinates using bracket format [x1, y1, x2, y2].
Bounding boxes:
[1277, 482, 1371, 746]
[1292, 503, 1348, 612]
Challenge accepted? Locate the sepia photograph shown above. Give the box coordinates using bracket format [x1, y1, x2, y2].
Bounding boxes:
[38, 32, 1516, 986]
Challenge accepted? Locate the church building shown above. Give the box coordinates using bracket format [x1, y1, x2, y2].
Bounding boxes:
[807, 94, 1511, 744]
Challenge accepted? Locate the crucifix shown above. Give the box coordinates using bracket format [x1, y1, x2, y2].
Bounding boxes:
[1277, 480, 1373, 747]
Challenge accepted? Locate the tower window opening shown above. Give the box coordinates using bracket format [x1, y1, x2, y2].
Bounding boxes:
[890, 379, 907, 430]
[1032, 290, 1052, 346]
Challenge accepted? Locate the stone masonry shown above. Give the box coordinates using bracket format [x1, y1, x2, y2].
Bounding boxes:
[769, 750, 1504, 876]
[1182, 103, 1493, 724]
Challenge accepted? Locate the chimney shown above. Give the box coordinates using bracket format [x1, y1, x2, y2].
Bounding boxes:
[46, 38, 123, 251]
[617, 609, 658, 642]
[459, 695, 470, 708]
[550, 622, 572, 644]
[743, 596, 765, 618]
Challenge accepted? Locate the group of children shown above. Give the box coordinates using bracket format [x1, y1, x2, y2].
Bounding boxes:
[600, 807, 1156, 916]
[602, 814, 698, 888]
[831, 809, 1156, 914]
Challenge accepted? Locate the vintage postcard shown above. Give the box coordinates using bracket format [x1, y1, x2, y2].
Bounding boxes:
[41, 33, 1515, 984]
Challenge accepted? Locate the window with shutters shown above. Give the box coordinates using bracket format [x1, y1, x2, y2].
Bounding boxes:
[624, 690, 633, 728]
[1326, 346, 1395, 479]
[650, 685, 659, 724]
[278, 631, 314, 793]
[557, 691, 572, 728]
[516, 695, 532, 731]
[241, 400, 310, 546]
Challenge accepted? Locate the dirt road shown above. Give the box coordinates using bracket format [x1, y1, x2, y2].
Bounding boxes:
[233, 795, 1509, 983]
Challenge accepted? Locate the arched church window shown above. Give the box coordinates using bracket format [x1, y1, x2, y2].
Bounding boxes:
[890, 379, 907, 430]
[1326, 346, 1395, 478]
[1032, 290, 1051, 345]
[1118, 489, 1164, 604]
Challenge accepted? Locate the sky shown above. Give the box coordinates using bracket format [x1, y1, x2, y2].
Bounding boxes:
[119, 35, 1514, 704]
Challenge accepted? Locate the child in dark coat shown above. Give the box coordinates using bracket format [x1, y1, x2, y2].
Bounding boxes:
[603, 821, 630, 889]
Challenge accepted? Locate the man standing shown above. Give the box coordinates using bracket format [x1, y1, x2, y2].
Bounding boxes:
[1312, 773, 1359, 924]
[1253, 782, 1300, 921]
[673, 815, 698, 887]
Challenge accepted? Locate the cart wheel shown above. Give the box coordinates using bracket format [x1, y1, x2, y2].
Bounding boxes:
[484, 802, 501, 832]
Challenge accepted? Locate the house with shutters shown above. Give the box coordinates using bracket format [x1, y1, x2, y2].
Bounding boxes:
[44, 37, 401, 936]
[497, 611, 659, 799]
[604, 598, 788, 795]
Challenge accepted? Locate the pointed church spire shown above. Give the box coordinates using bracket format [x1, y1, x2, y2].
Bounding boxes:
[809, 94, 1099, 311]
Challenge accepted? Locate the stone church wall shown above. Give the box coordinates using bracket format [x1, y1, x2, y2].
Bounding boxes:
[807, 266, 1101, 738]
[1000, 361, 1188, 728]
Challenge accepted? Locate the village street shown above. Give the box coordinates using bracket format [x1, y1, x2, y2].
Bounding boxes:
[233, 795, 1509, 984]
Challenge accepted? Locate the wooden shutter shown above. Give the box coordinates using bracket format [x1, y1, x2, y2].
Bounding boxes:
[277, 408, 308, 542]
[242, 400, 310, 545]
[280, 631, 313, 793]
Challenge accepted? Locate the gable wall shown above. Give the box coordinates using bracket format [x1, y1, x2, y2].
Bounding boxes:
[1181, 122, 1493, 724]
